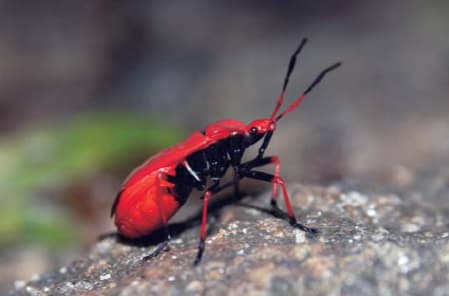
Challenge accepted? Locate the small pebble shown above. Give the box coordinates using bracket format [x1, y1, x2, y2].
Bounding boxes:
[25, 286, 41, 296]
[186, 280, 204, 292]
[295, 230, 306, 244]
[99, 273, 111, 281]
[366, 207, 377, 217]
[14, 280, 26, 290]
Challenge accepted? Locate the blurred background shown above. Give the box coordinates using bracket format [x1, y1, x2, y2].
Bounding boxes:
[1, 0, 449, 292]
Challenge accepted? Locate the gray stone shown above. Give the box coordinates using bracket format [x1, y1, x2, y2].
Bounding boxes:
[9, 175, 449, 295]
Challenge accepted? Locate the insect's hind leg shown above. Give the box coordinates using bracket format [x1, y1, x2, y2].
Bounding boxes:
[143, 229, 171, 261]
[232, 172, 241, 199]
[143, 173, 172, 261]
[239, 169, 318, 234]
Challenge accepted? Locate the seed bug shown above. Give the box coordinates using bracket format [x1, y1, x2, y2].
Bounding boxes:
[111, 38, 341, 264]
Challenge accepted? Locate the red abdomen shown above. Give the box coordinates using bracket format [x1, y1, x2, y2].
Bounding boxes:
[114, 171, 180, 238]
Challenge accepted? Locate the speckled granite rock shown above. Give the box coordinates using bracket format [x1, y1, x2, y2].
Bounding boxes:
[10, 175, 449, 295]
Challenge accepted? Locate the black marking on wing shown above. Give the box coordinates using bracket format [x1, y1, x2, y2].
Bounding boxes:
[110, 189, 124, 218]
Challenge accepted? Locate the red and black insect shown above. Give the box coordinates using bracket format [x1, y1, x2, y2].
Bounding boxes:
[111, 38, 341, 264]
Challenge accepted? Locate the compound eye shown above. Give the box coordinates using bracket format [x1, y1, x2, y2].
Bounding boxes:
[250, 127, 258, 135]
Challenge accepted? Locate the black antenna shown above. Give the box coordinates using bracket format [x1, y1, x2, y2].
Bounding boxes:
[304, 62, 342, 95]
[275, 61, 342, 122]
[282, 38, 308, 91]
[270, 38, 308, 120]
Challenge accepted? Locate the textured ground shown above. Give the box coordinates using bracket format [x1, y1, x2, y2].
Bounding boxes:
[9, 164, 449, 296]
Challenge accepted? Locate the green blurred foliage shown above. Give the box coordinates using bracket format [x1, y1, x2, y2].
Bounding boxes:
[0, 113, 184, 249]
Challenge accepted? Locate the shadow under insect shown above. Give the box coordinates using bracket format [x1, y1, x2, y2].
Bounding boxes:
[104, 187, 318, 251]
[111, 190, 246, 248]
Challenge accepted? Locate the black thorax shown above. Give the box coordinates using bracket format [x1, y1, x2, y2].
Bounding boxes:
[169, 134, 249, 205]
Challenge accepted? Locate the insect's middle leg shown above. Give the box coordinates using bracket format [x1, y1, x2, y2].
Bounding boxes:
[193, 178, 247, 265]
[194, 181, 221, 265]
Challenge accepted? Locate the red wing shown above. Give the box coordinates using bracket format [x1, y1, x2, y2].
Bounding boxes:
[122, 131, 214, 188]
[113, 173, 173, 237]
[110, 189, 124, 217]
[112, 124, 248, 218]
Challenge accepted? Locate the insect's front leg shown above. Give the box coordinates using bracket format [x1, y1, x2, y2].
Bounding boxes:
[256, 131, 273, 158]
[239, 155, 281, 206]
[238, 168, 318, 234]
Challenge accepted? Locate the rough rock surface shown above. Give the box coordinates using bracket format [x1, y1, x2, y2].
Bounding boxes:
[9, 168, 449, 296]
